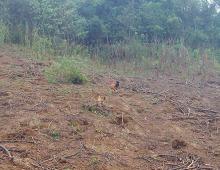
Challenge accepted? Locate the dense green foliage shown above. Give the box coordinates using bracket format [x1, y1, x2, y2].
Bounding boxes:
[0, 0, 220, 48]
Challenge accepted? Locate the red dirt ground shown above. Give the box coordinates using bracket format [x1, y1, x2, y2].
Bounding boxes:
[0, 45, 220, 170]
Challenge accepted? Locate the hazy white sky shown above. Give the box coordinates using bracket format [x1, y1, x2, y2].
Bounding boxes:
[208, 0, 220, 12]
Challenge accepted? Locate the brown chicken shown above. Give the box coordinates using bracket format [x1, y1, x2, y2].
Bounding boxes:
[110, 80, 120, 91]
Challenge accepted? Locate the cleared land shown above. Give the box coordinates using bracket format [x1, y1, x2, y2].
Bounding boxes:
[0, 46, 220, 170]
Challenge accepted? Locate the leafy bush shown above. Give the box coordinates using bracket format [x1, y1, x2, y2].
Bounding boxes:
[44, 58, 87, 84]
[33, 33, 53, 54]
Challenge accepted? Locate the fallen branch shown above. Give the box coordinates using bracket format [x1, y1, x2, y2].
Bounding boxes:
[169, 99, 187, 114]
[40, 150, 81, 165]
[191, 107, 219, 114]
[198, 166, 214, 170]
[156, 154, 180, 161]
[185, 158, 200, 169]
[0, 144, 13, 159]
[169, 116, 198, 121]
[0, 139, 36, 144]
[134, 156, 154, 163]
[170, 162, 190, 170]
[63, 151, 81, 159]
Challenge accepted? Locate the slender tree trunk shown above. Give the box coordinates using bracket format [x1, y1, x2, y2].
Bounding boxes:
[29, 24, 33, 47]
[27, 18, 33, 47]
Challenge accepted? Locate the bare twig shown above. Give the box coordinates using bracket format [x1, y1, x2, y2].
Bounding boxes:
[182, 158, 200, 170]
[169, 99, 187, 114]
[0, 144, 13, 159]
[186, 160, 195, 168]
[169, 116, 198, 121]
[169, 158, 198, 170]
[0, 139, 36, 144]
[157, 154, 180, 160]
[134, 156, 154, 163]
[63, 151, 81, 159]
[40, 150, 81, 165]
[191, 107, 219, 114]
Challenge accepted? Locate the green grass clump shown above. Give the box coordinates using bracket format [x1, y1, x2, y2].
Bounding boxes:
[50, 131, 60, 140]
[44, 58, 87, 84]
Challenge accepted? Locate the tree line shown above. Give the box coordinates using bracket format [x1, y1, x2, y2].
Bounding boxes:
[0, 0, 220, 48]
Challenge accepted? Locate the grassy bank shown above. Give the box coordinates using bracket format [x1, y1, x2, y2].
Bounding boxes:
[2, 36, 220, 84]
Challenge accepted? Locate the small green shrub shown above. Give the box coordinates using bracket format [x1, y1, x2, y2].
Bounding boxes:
[51, 131, 60, 140]
[44, 58, 87, 84]
[32, 33, 53, 54]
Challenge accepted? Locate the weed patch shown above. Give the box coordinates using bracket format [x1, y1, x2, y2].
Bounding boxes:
[50, 131, 60, 140]
[44, 58, 87, 84]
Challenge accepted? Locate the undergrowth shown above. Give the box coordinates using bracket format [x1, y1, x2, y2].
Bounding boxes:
[0, 22, 8, 44]
[44, 57, 87, 84]
[2, 35, 220, 82]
